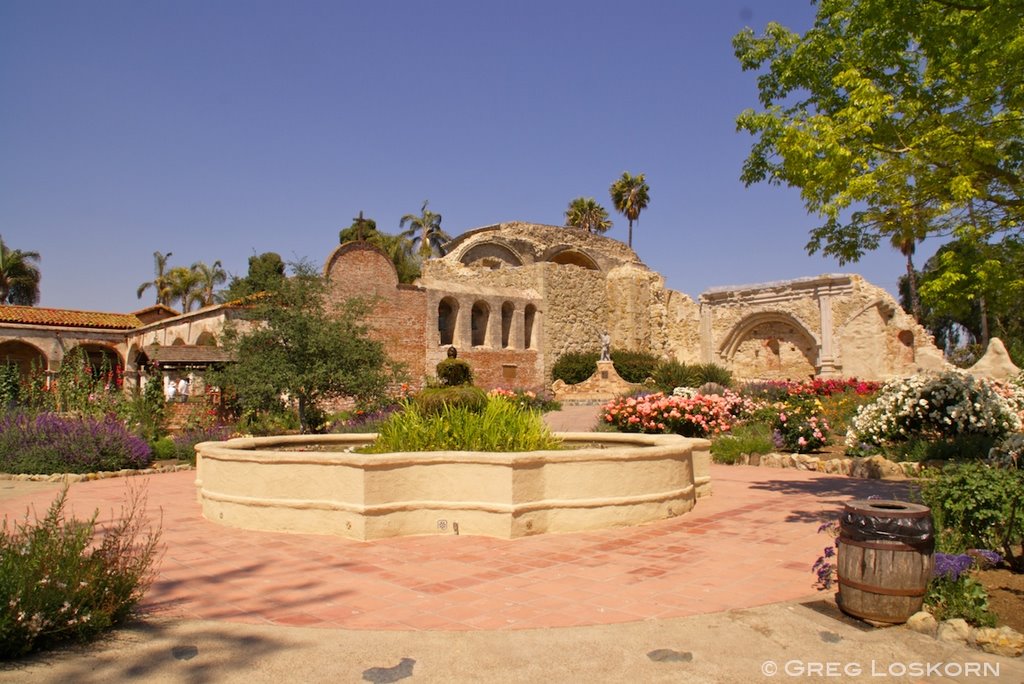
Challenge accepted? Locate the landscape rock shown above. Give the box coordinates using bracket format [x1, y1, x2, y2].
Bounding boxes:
[936, 619, 972, 645]
[905, 611, 937, 637]
[973, 626, 1024, 658]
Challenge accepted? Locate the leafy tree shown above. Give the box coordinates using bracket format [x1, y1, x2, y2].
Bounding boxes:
[136, 250, 174, 307]
[191, 260, 227, 307]
[609, 172, 650, 248]
[0, 236, 42, 306]
[220, 252, 287, 302]
[734, 0, 1024, 264]
[210, 261, 398, 432]
[564, 197, 613, 234]
[399, 200, 451, 258]
[339, 213, 421, 283]
[912, 235, 1024, 363]
[166, 266, 202, 313]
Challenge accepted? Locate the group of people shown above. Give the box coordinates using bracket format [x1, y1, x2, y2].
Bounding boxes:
[163, 374, 191, 403]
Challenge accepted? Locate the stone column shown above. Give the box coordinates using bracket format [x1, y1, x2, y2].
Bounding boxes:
[700, 305, 714, 363]
[509, 307, 526, 349]
[455, 298, 473, 349]
[486, 301, 502, 350]
[817, 290, 840, 376]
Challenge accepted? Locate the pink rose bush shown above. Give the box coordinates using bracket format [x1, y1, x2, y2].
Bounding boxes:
[772, 397, 831, 453]
[602, 391, 753, 438]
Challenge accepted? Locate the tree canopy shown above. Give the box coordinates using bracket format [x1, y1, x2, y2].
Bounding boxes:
[564, 197, 613, 234]
[0, 236, 41, 306]
[220, 252, 287, 302]
[609, 172, 650, 248]
[211, 261, 399, 432]
[399, 200, 451, 258]
[733, 0, 1024, 263]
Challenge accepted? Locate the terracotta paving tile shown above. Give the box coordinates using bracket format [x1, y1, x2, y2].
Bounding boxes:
[0, 464, 913, 632]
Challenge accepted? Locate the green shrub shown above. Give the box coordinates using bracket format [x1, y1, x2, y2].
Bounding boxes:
[711, 422, 774, 464]
[150, 437, 176, 461]
[551, 351, 600, 385]
[413, 386, 489, 415]
[651, 360, 700, 392]
[609, 350, 660, 384]
[876, 434, 998, 463]
[0, 487, 161, 659]
[237, 409, 299, 436]
[920, 462, 1024, 570]
[365, 398, 561, 453]
[693, 363, 732, 387]
[926, 575, 996, 627]
[435, 358, 473, 386]
[0, 363, 20, 410]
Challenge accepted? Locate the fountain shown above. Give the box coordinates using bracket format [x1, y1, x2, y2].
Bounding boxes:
[195, 431, 711, 540]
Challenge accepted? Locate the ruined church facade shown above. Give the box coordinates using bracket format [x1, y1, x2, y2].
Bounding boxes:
[0, 221, 952, 392]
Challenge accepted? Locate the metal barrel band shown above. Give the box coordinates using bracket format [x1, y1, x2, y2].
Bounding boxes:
[838, 536, 930, 552]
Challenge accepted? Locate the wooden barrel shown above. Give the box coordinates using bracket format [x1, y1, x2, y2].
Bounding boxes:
[836, 499, 934, 624]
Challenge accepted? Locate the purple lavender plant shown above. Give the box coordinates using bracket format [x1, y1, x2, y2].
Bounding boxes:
[0, 412, 151, 474]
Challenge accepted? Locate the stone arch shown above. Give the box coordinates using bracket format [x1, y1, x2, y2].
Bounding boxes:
[471, 301, 490, 347]
[64, 343, 124, 379]
[718, 312, 819, 379]
[543, 245, 600, 271]
[501, 301, 514, 348]
[524, 304, 537, 349]
[195, 331, 217, 346]
[438, 297, 459, 346]
[458, 239, 525, 268]
[0, 340, 48, 380]
[171, 337, 187, 346]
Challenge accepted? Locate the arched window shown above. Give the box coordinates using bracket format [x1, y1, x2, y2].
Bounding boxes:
[501, 302, 514, 348]
[471, 301, 490, 347]
[195, 331, 217, 346]
[438, 298, 458, 346]
[524, 304, 537, 349]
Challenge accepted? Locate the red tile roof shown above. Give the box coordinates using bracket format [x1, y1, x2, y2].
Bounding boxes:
[0, 305, 142, 330]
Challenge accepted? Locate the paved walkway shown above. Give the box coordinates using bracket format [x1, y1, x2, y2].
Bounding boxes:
[0, 464, 912, 632]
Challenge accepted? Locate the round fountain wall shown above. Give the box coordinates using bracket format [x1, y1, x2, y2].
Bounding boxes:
[195, 432, 712, 540]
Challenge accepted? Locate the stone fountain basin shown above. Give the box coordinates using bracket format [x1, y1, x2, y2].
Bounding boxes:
[195, 432, 711, 540]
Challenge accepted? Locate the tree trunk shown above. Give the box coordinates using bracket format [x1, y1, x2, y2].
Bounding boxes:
[905, 253, 922, 322]
[627, 219, 634, 248]
[979, 295, 990, 348]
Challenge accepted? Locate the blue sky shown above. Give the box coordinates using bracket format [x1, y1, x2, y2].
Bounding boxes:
[0, 1, 941, 313]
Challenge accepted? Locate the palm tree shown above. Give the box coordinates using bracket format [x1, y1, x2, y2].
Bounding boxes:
[609, 172, 650, 248]
[192, 260, 227, 307]
[136, 251, 175, 307]
[399, 200, 451, 258]
[565, 197, 613, 234]
[0, 236, 41, 305]
[166, 266, 202, 313]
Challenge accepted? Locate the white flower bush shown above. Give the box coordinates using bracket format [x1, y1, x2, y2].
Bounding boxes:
[846, 371, 1023, 449]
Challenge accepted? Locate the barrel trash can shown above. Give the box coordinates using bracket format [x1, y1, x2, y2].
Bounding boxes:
[836, 499, 934, 624]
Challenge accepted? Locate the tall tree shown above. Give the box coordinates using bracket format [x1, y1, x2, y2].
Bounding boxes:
[399, 200, 451, 258]
[166, 266, 202, 313]
[733, 0, 1024, 264]
[192, 260, 227, 308]
[564, 197, 613, 234]
[136, 251, 175, 307]
[220, 252, 287, 302]
[210, 261, 399, 432]
[0, 236, 41, 305]
[609, 172, 650, 248]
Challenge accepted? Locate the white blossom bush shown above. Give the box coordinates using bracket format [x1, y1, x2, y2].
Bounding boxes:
[846, 372, 1023, 450]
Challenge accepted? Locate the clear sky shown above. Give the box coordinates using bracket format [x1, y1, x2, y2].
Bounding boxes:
[0, 0, 942, 314]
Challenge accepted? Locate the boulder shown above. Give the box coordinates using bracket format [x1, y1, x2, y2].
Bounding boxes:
[973, 626, 1024, 658]
[936, 618, 972, 645]
[968, 337, 1021, 381]
[905, 611, 938, 637]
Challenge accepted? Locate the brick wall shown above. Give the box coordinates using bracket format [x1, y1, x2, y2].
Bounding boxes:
[323, 243, 429, 386]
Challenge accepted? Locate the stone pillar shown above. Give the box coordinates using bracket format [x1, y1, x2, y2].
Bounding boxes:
[455, 298, 473, 349]
[700, 305, 714, 363]
[510, 308, 526, 349]
[817, 291, 840, 376]
[486, 301, 501, 350]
